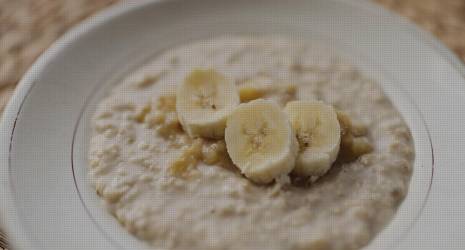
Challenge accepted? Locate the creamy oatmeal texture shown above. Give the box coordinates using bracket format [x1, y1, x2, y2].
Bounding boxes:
[89, 36, 414, 250]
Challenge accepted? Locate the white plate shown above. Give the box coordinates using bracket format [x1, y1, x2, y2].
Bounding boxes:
[1, 0, 465, 249]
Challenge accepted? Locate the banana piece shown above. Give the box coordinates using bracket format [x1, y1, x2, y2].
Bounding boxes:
[225, 99, 298, 184]
[336, 110, 373, 162]
[238, 76, 273, 102]
[285, 100, 341, 177]
[238, 76, 297, 105]
[176, 69, 240, 139]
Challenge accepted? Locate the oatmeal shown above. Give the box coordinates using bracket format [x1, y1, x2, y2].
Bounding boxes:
[89, 36, 414, 250]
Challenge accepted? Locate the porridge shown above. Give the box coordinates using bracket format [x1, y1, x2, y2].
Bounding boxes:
[88, 36, 414, 250]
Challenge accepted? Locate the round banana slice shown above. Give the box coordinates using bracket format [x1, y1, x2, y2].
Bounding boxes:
[225, 99, 298, 184]
[285, 100, 341, 177]
[176, 69, 240, 139]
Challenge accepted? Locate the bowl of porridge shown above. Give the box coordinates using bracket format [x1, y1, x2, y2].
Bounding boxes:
[6, 0, 465, 249]
[88, 35, 416, 250]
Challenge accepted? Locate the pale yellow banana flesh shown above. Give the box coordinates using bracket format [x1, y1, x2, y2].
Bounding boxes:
[225, 99, 298, 184]
[176, 69, 240, 139]
[285, 100, 341, 177]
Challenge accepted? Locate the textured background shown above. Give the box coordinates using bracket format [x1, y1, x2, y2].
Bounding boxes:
[1, 0, 464, 249]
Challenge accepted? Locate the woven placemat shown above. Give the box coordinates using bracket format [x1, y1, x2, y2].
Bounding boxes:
[1, 0, 464, 249]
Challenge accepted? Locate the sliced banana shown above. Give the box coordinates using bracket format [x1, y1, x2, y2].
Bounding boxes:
[238, 76, 273, 102]
[238, 76, 297, 105]
[176, 69, 240, 139]
[285, 100, 341, 177]
[336, 110, 373, 162]
[225, 99, 298, 184]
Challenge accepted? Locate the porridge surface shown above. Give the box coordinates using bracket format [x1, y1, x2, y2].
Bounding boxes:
[89, 36, 414, 250]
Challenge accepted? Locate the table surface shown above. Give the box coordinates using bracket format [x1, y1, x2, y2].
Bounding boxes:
[1, 0, 465, 249]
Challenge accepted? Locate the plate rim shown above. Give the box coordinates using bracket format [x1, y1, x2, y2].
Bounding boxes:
[0, 1, 158, 249]
[1, 0, 464, 249]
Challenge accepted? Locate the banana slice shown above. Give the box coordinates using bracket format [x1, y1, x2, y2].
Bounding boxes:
[225, 99, 298, 184]
[176, 69, 240, 139]
[285, 100, 341, 177]
[238, 76, 273, 102]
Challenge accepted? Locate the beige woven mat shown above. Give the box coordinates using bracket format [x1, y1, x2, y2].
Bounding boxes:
[1, 0, 464, 249]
